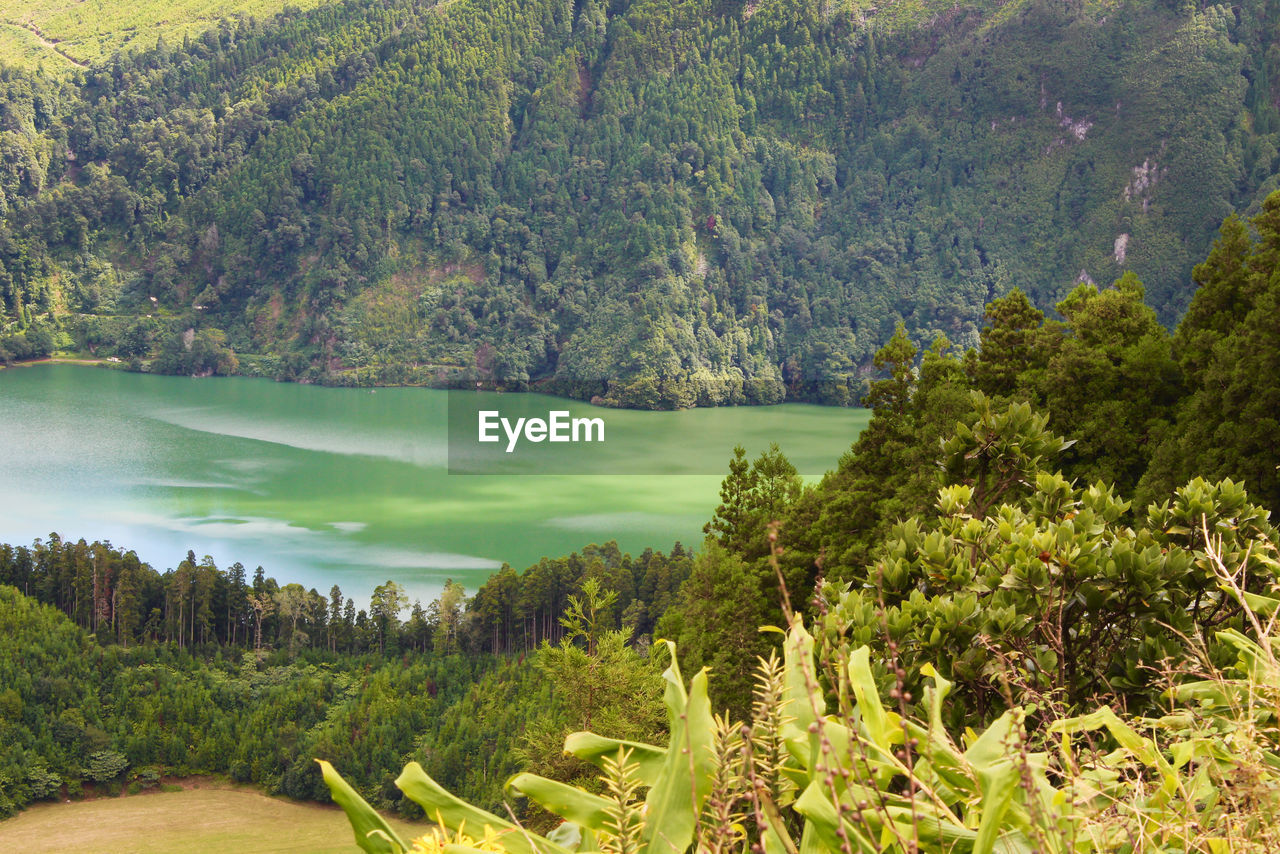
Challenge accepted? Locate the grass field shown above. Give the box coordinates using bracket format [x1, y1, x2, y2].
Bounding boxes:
[0, 785, 425, 853]
[0, 0, 330, 72]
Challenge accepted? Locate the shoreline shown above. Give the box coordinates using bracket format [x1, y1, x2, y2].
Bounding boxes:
[2, 355, 118, 369]
[5, 359, 863, 413]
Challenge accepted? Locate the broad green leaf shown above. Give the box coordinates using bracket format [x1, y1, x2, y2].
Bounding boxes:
[793, 782, 877, 854]
[1050, 708, 1158, 765]
[563, 732, 666, 786]
[1237, 588, 1280, 616]
[505, 773, 613, 830]
[780, 619, 822, 743]
[919, 662, 953, 737]
[881, 804, 978, 847]
[1051, 708, 1182, 806]
[958, 711, 1040, 852]
[849, 646, 901, 757]
[317, 759, 407, 854]
[971, 757, 1020, 854]
[545, 822, 591, 851]
[642, 645, 716, 854]
[396, 761, 569, 854]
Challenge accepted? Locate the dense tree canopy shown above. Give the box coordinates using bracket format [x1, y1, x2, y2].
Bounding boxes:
[1, 0, 1278, 406]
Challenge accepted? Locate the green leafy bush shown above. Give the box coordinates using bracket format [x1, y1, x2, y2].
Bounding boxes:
[325, 493, 1280, 853]
[84, 749, 129, 783]
[819, 473, 1277, 720]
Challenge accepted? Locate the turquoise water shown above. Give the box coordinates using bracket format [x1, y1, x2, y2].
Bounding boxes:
[0, 365, 868, 603]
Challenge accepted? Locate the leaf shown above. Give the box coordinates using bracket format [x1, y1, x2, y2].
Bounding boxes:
[956, 712, 1038, 854]
[792, 782, 876, 854]
[316, 759, 408, 854]
[395, 762, 569, 854]
[1050, 708, 1158, 765]
[780, 620, 822, 744]
[1050, 708, 1182, 805]
[563, 732, 666, 786]
[971, 757, 1020, 854]
[849, 646, 901, 758]
[544, 823, 588, 850]
[919, 663, 953, 737]
[642, 642, 716, 853]
[505, 773, 614, 830]
[1218, 586, 1280, 617]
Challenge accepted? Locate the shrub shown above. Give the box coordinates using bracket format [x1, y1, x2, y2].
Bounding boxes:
[84, 750, 128, 783]
[25, 766, 61, 801]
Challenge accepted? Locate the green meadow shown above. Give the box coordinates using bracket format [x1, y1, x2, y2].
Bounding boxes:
[0, 786, 423, 853]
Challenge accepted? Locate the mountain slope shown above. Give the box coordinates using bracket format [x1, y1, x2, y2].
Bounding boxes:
[1, 0, 1277, 406]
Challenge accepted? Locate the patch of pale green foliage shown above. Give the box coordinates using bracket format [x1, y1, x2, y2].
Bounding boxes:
[0, 0, 329, 71]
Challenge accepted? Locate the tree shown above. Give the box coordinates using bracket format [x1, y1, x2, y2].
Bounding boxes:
[369, 580, 408, 653]
[802, 334, 974, 581]
[248, 591, 275, 650]
[1033, 275, 1182, 493]
[84, 750, 128, 783]
[939, 392, 1073, 518]
[1142, 191, 1280, 511]
[519, 578, 665, 803]
[431, 580, 466, 654]
[703, 444, 801, 561]
[655, 539, 774, 718]
[327, 585, 343, 652]
[704, 446, 752, 550]
[274, 582, 312, 654]
[821, 401, 1278, 721]
[964, 288, 1048, 398]
[226, 561, 247, 646]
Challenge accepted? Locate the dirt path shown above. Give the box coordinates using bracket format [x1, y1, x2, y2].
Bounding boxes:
[3, 19, 89, 67]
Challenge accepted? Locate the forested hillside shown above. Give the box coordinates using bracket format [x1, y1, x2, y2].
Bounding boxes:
[2, 0, 1277, 406]
[0, 538, 689, 818]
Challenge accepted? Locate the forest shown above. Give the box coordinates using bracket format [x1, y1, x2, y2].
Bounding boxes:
[4, 195, 1280, 850]
[0, 535, 691, 819]
[2, 0, 1279, 406]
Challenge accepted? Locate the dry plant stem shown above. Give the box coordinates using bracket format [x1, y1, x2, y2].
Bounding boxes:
[1202, 515, 1275, 666]
[500, 800, 551, 851]
[767, 524, 794, 624]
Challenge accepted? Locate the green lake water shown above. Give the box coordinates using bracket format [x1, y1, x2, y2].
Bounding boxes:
[0, 364, 868, 603]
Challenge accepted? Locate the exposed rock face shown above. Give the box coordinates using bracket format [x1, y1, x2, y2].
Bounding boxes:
[1056, 102, 1093, 141]
[1124, 160, 1164, 213]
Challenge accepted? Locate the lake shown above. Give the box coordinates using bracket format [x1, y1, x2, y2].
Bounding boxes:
[0, 364, 868, 604]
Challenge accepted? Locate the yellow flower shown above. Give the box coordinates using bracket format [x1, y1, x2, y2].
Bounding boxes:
[407, 819, 509, 853]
